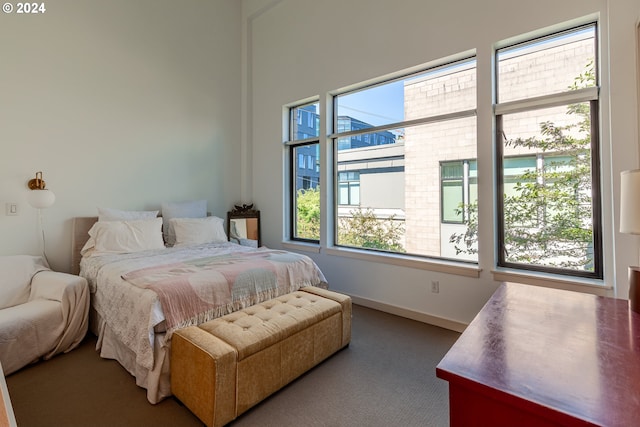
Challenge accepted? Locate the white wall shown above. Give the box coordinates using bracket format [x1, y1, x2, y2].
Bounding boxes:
[245, 0, 640, 327]
[0, 0, 242, 272]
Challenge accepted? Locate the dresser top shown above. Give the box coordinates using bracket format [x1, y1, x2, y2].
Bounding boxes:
[437, 282, 640, 427]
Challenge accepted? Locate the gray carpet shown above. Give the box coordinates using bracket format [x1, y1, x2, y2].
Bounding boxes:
[6, 305, 460, 427]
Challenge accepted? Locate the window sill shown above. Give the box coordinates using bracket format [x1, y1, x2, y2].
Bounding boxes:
[324, 246, 481, 278]
[491, 268, 612, 296]
[281, 240, 321, 254]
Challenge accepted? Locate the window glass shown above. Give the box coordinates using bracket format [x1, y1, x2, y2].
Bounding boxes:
[497, 26, 596, 103]
[334, 57, 478, 261]
[292, 102, 320, 141]
[292, 142, 320, 241]
[335, 59, 476, 130]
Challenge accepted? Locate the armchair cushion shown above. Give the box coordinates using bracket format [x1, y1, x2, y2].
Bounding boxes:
[0, 256, 49, 310]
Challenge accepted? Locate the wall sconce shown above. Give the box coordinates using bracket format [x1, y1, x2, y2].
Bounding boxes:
[619, 169, 640, 313]
[27, 171, 56, 209]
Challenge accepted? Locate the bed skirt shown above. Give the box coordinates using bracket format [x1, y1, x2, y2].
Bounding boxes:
[90, 308, 171, 404]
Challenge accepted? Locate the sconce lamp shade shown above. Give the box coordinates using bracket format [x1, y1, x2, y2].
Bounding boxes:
[27, 189, 55, 209]
[620, 169, 640, 234]
[26, 171, 55, 209]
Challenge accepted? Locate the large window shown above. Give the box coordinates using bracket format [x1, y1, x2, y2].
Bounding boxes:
[283, 20, 605, 282]
[287, 102, 320, 242]
[494, 23, 602, 278]
[332, 58, 477, 260]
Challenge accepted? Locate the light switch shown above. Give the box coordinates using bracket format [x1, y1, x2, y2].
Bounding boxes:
[6, 203, 18, 216]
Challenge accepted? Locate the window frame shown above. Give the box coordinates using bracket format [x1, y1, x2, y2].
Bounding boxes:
[286, 101, 321, 244]
[494, 23, 603, 279]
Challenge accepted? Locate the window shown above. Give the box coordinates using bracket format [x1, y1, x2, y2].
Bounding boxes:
[441, 160, 477, 224]
[332, 58, 477, 260]
[337, 172, 360, 206]
[283, 20, 605, 282]
[288, 102, 321, 242]
[495, 23, 602, 278]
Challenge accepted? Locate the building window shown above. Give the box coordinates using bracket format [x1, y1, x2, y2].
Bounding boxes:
[287, 102, 321, 242]
[337, 172, 360, 206]
[332, 57, 477, 259]
[494, 23, 602, 278]
[441, 160, 477, 224]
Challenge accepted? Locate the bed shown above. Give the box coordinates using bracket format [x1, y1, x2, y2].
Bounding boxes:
[71, 215, 328, 404]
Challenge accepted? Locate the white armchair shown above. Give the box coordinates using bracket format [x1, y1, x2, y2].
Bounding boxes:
[0, 256, 89, 375]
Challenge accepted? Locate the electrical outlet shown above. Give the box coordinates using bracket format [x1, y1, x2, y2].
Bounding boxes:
[431, 280, 439, 293]
[6, 202, 18, 216]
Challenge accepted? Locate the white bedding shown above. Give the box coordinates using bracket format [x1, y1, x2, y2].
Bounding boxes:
[80, 241, 327, 403]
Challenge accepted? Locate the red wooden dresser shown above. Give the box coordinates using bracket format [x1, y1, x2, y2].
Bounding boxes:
[436, 282, 640, 427]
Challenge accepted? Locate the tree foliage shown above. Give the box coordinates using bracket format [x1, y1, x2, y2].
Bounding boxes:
[295, 187, 320, 240]
[338, 208, 405, 252]
[295, 187, 405, 252]
[450, 61, 595, 270]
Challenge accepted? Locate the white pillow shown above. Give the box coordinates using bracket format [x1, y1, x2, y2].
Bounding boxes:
[0, 255, 49, 309]
[83, 218, 164, 256]
[98, 207, 159, 222]
[161, 200, 207, 246]
[171, 217, 227, 246]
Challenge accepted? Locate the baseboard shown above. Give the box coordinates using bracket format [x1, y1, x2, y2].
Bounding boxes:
[348, 294, 468, 333]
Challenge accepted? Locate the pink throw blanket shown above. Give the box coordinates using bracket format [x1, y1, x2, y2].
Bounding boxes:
[122, 249, 325, 333]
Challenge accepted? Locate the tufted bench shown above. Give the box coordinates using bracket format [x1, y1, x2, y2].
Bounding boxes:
[171, 286, 351, 427]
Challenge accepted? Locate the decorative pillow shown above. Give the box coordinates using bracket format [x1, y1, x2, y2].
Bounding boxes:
[0, 255, 50, 309]
[82, 218, 164, 256]
[171, 217, 227, 246]
[98, 207, 159, 222]
[161, 200, 207, 246]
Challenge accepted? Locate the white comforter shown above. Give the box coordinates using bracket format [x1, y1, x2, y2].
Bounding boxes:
[80, 242, 326, 371]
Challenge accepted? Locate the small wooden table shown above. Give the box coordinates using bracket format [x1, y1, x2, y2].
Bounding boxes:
[436, 282, 640, 427]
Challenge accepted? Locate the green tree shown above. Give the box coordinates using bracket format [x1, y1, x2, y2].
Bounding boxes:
[296, 187, 320, 239]
[296, 187, 405, 252]
[450, 62, 595, 270]
[338, 208, 405, 252]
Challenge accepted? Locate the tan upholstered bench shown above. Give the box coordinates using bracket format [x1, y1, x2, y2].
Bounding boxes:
[171, 286, 352, 427]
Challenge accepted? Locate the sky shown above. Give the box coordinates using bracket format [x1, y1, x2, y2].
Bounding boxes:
[337, 80, 405, 127]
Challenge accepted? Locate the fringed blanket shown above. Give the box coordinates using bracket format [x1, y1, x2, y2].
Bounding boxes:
[121, 249, 325, 333]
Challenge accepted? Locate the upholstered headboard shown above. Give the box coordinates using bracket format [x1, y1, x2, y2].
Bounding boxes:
[70, 217, 98, 275]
